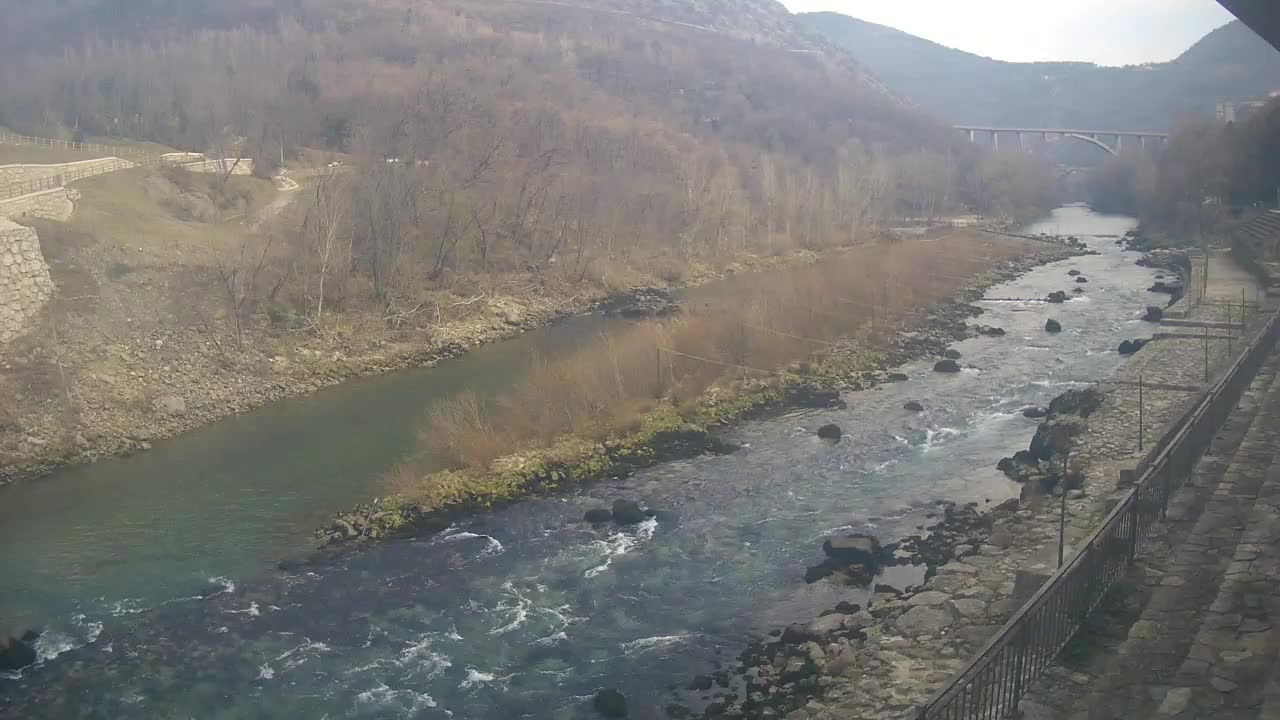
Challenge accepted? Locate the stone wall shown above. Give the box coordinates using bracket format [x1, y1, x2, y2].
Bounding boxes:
[0, 187, 76, 221]
[0, 157, 134, 198]
[180, 158, 255, 176]
[0, 218, 53, 343]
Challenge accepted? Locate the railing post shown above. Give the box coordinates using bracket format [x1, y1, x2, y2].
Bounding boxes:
[1127, 499, 1139, 560]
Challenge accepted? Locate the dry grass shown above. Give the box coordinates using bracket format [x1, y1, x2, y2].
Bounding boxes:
[0, 145, 104, 165]
[416, 232, 1028, 472]
[64, 169, 275, 260]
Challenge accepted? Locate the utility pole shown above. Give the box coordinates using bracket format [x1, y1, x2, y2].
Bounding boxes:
[1058, 450, 1069, 569]
[1138, 375, 1144, 453]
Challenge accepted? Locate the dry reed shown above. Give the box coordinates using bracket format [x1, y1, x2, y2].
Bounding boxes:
[412, 233, 1027, 474]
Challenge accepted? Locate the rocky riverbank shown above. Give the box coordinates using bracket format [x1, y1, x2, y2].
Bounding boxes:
[662, 256, 1268, 720]
[318, 241, 1085, 547]
[0, 250, 825, 486]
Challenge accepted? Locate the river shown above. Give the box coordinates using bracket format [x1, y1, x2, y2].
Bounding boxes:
[0, 207, 1159, 718]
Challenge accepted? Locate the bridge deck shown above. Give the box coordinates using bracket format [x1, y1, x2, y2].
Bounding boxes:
[954, 125, 1170, 137]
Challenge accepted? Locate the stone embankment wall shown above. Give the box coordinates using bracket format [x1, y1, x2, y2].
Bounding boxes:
[0, 157, 134, 198]
[0, 187, 77, 221]
[180, 158, 255, 176]
[0, 218, 53, 343]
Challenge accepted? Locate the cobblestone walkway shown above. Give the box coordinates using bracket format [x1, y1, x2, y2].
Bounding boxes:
[1022, 353, 1280, 719]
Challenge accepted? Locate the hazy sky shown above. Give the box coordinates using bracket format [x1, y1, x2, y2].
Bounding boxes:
[779, 0, 1238, 66]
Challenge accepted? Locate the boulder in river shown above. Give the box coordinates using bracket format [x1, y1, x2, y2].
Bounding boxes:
[1144, 306, 1164, 322]
[785, 384, 846, 409]
[593, 688, 628, 718]
[1022, 407, 1049, 419]
[886, 373, 909, 383]
[1047, 291, 1068, 304]
[933, 359, 961, 373]
[1049, 387, 1103, 417]
[1076, 276, 1089, 284]
[610, 500, 648, 526]
[944, 349, 962, 360]
[817, 424, 843, 441]
[1045, 319, 1062, 333]
[903, 401, 925, 412]
[976, 325, 1007, 337]
[1073, 287, 1086, 294]
[822, 532, 882, 566]
[0, 635, 37, 672]
[584, 508, 613, 524]
[1067, 269, 1081, 276]
[1118, 339, 1149, 356]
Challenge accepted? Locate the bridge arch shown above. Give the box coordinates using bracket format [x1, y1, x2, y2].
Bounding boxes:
[1063, 133, 1119, 156]
[955, 126, 1166, 157]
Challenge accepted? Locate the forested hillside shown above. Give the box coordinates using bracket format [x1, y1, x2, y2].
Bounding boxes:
[802, 14, 1280, 131]
[0, 0, 1066, 484]
[0, 0, 1055, 298]
[1087, 98, 1280, 238]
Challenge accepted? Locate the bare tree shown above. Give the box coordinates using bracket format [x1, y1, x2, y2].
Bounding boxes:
[298, 169, 349, 334]
[210, 230, 276, 348]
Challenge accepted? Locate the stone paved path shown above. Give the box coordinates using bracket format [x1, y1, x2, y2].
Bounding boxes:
[1022, 349, 1280, 720]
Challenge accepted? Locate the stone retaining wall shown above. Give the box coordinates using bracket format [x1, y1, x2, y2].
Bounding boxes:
[0, 218, 53, 343]
[0, 187, 76, 221]
[181, 158, 254, 176]
[0, 157, 134, 198]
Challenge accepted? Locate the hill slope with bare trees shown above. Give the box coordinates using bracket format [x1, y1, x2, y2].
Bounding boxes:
[0, 0, 1060, 481]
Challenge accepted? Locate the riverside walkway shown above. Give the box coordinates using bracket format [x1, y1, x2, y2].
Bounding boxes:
[1016, 251, 1280, 719]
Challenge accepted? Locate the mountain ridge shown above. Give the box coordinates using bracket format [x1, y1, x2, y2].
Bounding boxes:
[800, 13, 1280, 131]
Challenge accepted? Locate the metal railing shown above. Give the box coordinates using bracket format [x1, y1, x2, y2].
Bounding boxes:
[0, 131, 160, 166]
[0, 158, 136, 201]
[915, 303, 1280, 720]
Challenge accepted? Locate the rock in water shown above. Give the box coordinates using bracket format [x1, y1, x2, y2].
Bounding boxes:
[1022, 407, 1049, 419]
[886, 373, 909, 383]
[976, 325, 1007, 337]
[903, 401, 925, 412]
[593, 688, 628, 718]
[943, 349, 962, 360]
[1067, 269, 1081, 276]
[822, 532, 882, 566]
[933, 359, 961, 373]
[1076, 276, 1089, 283]
[1144, 305, 1164, 322]
[610, 500, 647, 526]
[584, 508, 613, 524]
[0, 636, 37, 672]
[1049, 387, 1103, 417]
[1046, 291, 1068, 304]
[817, 424, 843, 441]
[1045, 319, 1062, 333]
[1118, 339, 1148, 356]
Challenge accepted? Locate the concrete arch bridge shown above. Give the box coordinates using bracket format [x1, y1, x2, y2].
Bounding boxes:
[955, 126, 1170, 156]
